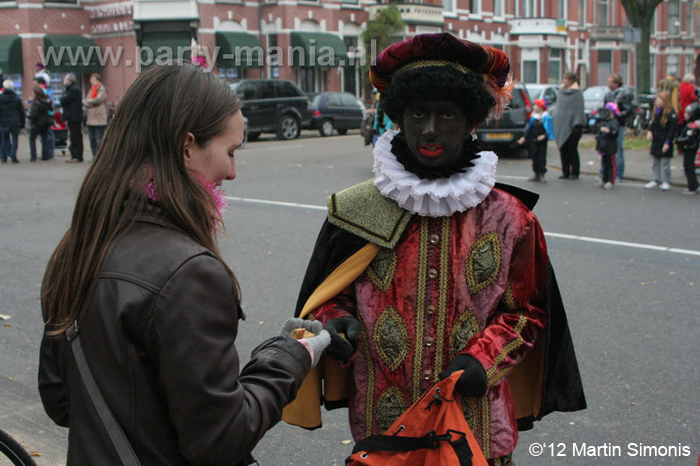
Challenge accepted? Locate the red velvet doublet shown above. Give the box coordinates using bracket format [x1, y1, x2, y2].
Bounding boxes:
[312, 188, 549, 459]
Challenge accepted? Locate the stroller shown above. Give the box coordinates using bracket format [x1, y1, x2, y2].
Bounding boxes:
[52, 105, 68, 156]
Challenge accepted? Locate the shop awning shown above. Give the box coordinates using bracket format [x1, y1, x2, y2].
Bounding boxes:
[0, 36, 23, 74]
[43, 35, 101, 72]
[290, 32, 347, 67]
[140, 31, 192, 64]
[216, 32, 263, 68]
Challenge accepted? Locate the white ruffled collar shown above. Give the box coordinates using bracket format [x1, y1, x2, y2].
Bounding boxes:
[373, 129, 497, 217]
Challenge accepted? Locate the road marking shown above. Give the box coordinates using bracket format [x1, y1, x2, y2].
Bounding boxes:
[227, 196, 700, 257]
[226, 196, 326, 211]
[243, 144, 303, 151]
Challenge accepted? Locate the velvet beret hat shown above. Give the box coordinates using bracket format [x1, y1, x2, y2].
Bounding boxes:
[370, 33, 513, 119]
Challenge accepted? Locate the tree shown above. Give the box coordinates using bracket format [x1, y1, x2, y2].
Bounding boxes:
[360, 5, 404, 97]
[620, 0, 665, 93]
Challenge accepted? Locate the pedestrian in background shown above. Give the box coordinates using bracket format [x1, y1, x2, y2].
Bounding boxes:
[675, 102, 700, 195]
[0, 79, 25, 163]
[553, 71, 586, 180]
[28, 85, 52, 162]
[39, 62, 329, 465]
[34, 63, 51, 86]
[678, 74, 697, 125]
[518, 98, 553, 182]
[372, 97, 392, 147]
[35, 76, 55, 160]
[603, 74, 633, 182]
[82, 73, 108, 159]
[594, 102, 620, 190]
[645, 91, 678, 191]
[60, 73, 84, 163]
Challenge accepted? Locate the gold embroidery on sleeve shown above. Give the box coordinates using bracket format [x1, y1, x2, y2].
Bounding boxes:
[485, 314, 528, 386]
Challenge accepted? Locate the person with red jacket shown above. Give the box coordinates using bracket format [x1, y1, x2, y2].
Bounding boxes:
[679, 74, 697, 125]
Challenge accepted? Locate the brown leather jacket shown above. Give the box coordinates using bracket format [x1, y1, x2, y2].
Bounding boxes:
[39, 211, 311, 465]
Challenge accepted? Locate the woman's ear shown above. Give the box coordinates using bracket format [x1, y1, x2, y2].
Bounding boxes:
[183, 132, 196, 168]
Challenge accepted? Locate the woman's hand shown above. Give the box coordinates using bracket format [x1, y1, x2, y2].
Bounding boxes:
[646, 131, 653, 141]
[662, 143, 670, 153]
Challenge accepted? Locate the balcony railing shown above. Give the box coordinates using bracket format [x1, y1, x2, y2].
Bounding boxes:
[369, 3, 444, 27]
[589, 26, 625, 41]
[508, 18, 566, 36]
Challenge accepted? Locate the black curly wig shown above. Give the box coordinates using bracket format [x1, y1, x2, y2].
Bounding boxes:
[380, 65, 496, 130]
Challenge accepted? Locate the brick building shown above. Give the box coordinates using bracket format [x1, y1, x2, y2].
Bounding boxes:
[0, 0, 698, 106]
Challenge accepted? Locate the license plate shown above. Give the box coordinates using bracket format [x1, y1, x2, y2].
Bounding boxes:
[485, 132, 512, 140]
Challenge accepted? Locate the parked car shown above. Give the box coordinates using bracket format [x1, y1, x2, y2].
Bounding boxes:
[583, 85, 636, 131]
[307, 91, 365, 137]
[230, 79, 312, 140]
[475, 82, 531, 156]
[525, 83, 561, 112]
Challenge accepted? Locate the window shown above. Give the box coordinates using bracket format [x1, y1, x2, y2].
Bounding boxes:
[597, 50, 612, 85]
[219, 68, 240, 81]
[523, 60, 537, 83]
[687, 2, 694, 35]
[235, 81, 258, 100]
[469, 0, 479, 15]
[493, 0, 504, 17]
[342, 0, 358, 3]
[275, 81, 302, 98]
[341, 93, 363, 109]
[598, 0, 608, 26]
[519, 0, 535, 18]
[686, 55, 693, 76]
[327, 93, 343, 107]
[577, 0, 585, 26]
[443, 0, 455, 14]
[557, 0, 565, 20]
[668, 54, 679, 76]
[548, 48, 561, 84]
[668, 1, 680, 35]
[621, 50, 628, 84]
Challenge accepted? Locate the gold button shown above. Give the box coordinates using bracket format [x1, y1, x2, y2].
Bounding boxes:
[426, 305, 436, 316]
[427, 269, 438, 279]
[429, 234, 439, 245]
[423, 370, 432, 380]
[425, 337, 434, 347]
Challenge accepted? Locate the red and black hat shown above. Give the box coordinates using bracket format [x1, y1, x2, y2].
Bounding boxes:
[369, 33, 514, 119]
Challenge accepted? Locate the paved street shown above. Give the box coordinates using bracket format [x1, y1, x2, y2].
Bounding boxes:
[0, 130, 698, 465]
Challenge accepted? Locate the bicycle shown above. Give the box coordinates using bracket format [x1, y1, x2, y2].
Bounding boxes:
[0, 428, 38, 466]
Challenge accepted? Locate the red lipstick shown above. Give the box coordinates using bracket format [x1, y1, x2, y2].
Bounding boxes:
[419, 145, 444, 157]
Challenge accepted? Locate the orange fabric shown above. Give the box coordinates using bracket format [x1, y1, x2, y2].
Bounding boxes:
[90, 85, 99, 99]
[347, 371, 488, 466]
[298, 243, 380, 319]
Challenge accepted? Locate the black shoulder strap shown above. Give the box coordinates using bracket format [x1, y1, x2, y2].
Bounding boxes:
[67, 322, 141, 466]
[351, 430, 473, 466]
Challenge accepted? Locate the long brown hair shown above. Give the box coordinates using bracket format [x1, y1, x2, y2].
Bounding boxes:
[654, 91, 673, 127]
[43, 63, 242, 335]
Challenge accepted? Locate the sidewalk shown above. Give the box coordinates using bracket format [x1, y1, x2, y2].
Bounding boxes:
[545, 133, 689, 187]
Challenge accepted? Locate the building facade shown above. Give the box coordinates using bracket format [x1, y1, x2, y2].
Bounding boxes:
[0, 0, 698, 106]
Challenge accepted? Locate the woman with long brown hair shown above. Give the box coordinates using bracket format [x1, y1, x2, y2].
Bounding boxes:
[39, 62, 329, 465]
[645, 91, 678, 191]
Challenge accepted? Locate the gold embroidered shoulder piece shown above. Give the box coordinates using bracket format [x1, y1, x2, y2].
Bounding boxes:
[327, 179, 412, 249]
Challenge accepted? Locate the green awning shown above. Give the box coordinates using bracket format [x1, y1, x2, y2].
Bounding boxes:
[216, 32, 263, 68]
[0, 36, 23, 74]
[140, 31, 191, 65]
[43, 35, 101, 72]
[290, 32, 347, 67]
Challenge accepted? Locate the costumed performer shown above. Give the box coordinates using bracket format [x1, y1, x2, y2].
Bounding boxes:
[283, 33, 586, 466]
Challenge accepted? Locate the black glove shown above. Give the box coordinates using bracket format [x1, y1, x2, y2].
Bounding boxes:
[323, 316, 361, 362]
[438, 354, 487, 398]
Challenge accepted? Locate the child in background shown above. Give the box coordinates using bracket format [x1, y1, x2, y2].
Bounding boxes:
[518, 98, 554, 182]
[594, 102, 620, 190]
[675, 102, 700, 195]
